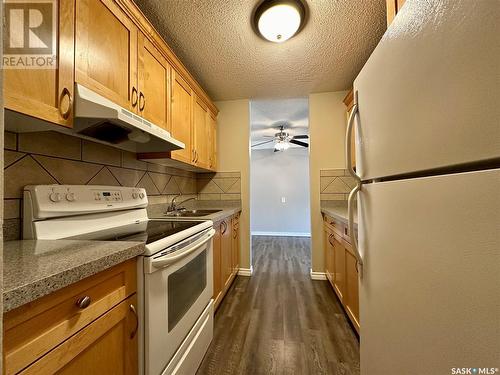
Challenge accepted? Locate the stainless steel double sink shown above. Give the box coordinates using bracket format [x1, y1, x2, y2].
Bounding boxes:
[163, 209, 222, 218]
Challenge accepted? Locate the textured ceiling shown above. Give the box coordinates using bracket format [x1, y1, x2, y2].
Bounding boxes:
[250, 98, 308, 149]
[134, 0, 387, 101]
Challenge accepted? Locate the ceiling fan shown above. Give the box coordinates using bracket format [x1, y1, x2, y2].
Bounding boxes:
[251, 124, 309, 152]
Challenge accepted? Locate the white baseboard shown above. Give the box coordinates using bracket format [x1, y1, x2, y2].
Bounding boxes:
[251, 231, 311, 237]
[237, 267, 253, 277]
[310, 269, 327, 280]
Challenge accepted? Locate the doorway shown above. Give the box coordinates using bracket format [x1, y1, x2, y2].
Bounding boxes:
[250, 98, 311, 237]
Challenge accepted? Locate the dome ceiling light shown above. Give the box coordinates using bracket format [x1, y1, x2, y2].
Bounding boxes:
[252, 0, 308, 43]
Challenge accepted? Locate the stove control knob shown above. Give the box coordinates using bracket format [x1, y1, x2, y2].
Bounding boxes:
[66, 192, 76, 202]
[49, 192, 61, 202]
[139, 192, 145, 199]
[132, 192, 139, 199]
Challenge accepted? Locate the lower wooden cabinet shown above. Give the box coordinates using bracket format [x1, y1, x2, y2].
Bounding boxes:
[232, 214, 240, 273]
[323, 215, 360, 333]
[213, 213, 240, 311]
[344, 249, 360, 329]
[3, 260, 138, 375]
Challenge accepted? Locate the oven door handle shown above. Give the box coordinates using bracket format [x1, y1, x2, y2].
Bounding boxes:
[151, 229, 215, 269]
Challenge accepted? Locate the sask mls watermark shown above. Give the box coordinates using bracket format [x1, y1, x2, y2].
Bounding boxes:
[3, 0, 57, 69]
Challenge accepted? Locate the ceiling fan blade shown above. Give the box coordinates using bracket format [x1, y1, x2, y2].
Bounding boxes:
[290, 139, 309, 148]
[251, 140, 274, 148]
[292, 135, 309, 139]
[274, 148, 279, 152]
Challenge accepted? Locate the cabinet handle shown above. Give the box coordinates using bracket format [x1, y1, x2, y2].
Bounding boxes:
[192, 149, 196, 162]
[130, 304, 139, 339]
[131, 87, 138, 107]
[221, 221, 227, 234]
[58, 87, 72, 120]
[195, 150, 199, 163]
[139, 92, 145, 111]
[76, 295, 91, 309]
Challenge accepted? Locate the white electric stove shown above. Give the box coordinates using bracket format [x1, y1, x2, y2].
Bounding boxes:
[23, 185, 215, 375]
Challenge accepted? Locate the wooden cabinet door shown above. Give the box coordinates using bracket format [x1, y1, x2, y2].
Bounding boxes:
[193, 97, 210, 169]
[213, 221, 223, 308]
[324, 229, 335, 284]
[208, 113, 217, 171]
[21, 295, 138, 375]
[4, 0, 74, 127]
[170, 71, 193, 164]
[138, 33, 170, 130]
[386, 0, 406, 26]
[75, 0, 137, 111]
[333, 235, 345, 301]
[231, 216, 240, 273]
[345, 250, 360, 332]
[221, 220, 233, 290]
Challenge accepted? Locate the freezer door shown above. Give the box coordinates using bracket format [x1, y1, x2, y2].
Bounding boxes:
[354, 0, 500, 180]
[358, 169, 500, 375]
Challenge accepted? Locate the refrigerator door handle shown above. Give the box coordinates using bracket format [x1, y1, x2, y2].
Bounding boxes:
[345, 100, 361, 183]
[348, 182, 363, 277]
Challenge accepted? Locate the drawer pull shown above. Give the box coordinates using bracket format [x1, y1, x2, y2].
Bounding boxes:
[76, 296, 91, 309]
[59, 87, 72, 120]
[130, 304, 139, 339]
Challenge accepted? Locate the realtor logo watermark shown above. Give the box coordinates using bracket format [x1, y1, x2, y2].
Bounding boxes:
[3, 0, 57, 69]
[451, 368, 499, 374]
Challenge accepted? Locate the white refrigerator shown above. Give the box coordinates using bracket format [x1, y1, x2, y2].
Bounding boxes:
[348, 1, 500, 374]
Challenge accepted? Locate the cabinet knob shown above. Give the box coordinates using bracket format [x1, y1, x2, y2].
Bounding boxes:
[58, 87, 72, 120]
[130, 304, 139, 339]
[76, 296, 91, 309]
[131, 87, 138, 107]
[139, 92, 145, 111]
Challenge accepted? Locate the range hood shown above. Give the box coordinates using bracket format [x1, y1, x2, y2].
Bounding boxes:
[73, 84, 184, 153]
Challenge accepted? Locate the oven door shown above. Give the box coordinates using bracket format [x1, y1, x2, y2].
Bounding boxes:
[143, 228, 214, 375]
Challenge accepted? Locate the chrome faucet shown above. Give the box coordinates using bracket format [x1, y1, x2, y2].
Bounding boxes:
[167, 194, 196, 213]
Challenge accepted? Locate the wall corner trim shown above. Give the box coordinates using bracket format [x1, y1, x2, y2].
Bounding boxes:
[237, 267, 253, 277]
[310, 269, 327, 281]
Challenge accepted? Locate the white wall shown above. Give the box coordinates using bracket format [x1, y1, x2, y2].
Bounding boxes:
[251, 147, 310, 236]
[215, 99, 251, 270]
[309, 91, 349, 272]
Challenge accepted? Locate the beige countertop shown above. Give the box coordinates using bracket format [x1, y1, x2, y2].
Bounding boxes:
[320, 201, 358, 228]
[3, 240, 144, 313]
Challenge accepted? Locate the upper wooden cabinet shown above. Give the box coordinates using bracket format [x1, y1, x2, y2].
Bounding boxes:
[208, 113, 217, 171]
[75, 0, 137, 111]
[386, 0, 406, 26]
[138, 32, 171, 130]
[4, 0, 218, 172]
[3, 0, 75, 127]
[193, 97, 211, 169]
[170, 71, 194, 164]
[343, 89, 356, 169]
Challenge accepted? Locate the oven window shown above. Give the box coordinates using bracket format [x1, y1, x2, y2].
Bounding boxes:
[168, 250, 207, 332]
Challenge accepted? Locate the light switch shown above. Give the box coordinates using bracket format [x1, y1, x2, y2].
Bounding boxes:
[281, 197, 286, 203]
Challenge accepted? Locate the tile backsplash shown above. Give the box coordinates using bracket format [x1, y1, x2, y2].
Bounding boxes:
[320, 169, 356, 201]
[5, 131, 240, 240]
[197, 172, 241, 201]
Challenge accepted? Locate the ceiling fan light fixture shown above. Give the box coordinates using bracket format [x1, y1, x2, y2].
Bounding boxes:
[274, 140, 290, 151]
[253, 0, 308, 43]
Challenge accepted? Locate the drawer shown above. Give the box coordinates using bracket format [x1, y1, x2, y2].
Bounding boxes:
[4, 259, 136, 375]
[324, 214, 354, 243]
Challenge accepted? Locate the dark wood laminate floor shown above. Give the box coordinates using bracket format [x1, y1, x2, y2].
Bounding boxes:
[197, 236, 360, 375]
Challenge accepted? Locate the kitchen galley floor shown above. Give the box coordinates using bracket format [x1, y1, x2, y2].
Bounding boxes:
[197, 236, 360, 375]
